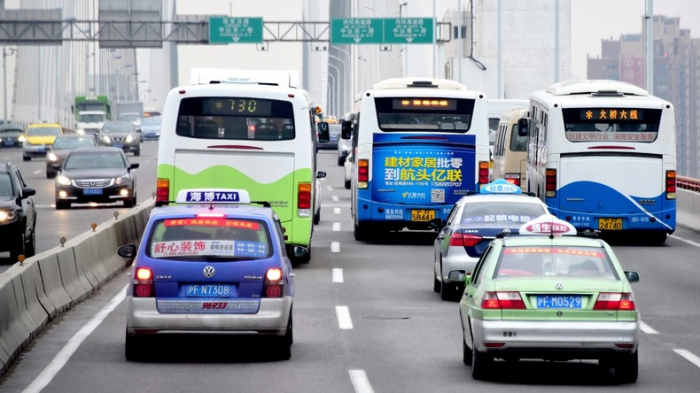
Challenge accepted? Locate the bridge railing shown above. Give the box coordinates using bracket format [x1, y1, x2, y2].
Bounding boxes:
[678, 175, 700, 192]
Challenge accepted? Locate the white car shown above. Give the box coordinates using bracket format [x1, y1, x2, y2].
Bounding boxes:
[337, 137, 352, 166]
[344, 151, 353, 189]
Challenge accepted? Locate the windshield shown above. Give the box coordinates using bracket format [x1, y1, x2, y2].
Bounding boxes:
[78, 114, 105, 123]
[176, 97, 296, 141]
[460, 201, 546, 225]
[102, 122, 134, 133]
[53, 137, 97, 150]
[0, 127, 21, 133]
[488, 118, 500, 133]
[509, 124, 527, 151]
[142, 116, 162, 125]
[27, 127, 61, 136]
[0, 173, 14, 197]
[563, 108, 662, 143]
[64, 152, 126, 170]
[495, 246, 618, 279]
[375, 97, 474, 132]
[146, 218, 272, 261]
[119, 114, 141, 122]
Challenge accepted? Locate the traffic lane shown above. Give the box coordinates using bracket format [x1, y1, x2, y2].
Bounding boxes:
[0, 142, 158, 270]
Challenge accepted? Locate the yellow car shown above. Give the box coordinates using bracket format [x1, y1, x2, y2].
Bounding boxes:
[22, 123, 64, 161]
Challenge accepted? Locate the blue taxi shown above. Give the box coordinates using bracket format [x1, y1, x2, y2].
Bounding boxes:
[119, 189, 295, 361]
[433, 180, 549, 300]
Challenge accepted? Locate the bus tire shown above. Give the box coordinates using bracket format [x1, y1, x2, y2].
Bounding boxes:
[313, 208, 320, 225]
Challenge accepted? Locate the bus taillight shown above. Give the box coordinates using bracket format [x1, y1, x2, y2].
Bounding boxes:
[504, 173, 521, 187]
[298, 183, 311, 216]
[666, 170, 676, 199]
[156, 178, 170, 203]
[545, 169, 557, 198]
[478, 161, 489, 187]
[358, 159, 369, 189]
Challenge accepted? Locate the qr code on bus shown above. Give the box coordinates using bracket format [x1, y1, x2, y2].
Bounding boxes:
[431, 189, 445, 203]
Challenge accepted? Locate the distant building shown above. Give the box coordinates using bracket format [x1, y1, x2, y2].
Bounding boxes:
[588, 16, 700, 178]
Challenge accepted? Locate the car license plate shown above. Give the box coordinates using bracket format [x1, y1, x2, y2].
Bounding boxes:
[599, 218, 622, 230]
[3, 141, 13, 146]
[83, 188, 103, 195]
[113, 143, 123, 148]
[411, 210, 435, 222]
[186, 284, 232, 297]
[535, 295, 583, 309]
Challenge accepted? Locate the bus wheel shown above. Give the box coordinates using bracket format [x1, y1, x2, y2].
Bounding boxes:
[648, 231, 667, 244]
[354, 222, 368, 241]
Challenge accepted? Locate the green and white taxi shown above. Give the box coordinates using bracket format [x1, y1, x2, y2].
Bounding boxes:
[458, 215, 640, 383]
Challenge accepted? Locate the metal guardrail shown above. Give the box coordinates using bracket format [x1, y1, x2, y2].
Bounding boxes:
[677, 175, 700, 192]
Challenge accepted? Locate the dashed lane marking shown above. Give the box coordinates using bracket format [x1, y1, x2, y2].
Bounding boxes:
[33, 170, 41, 175]
[326, 186, 333, 191]
[674, 349, 700, 369]
[349, 370, 374, 393]
[332, 268, 343, 283]
[334, 208, 341, 214]
[332, 222, 341, 231]
[336, 306, 353, 329]
[669, 234, 700, 248]
[640, 321, 659, 334]
[331, 241, 340, 252]
[332, 195, 339, 202]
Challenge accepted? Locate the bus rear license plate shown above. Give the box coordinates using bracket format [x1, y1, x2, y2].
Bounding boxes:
[411, 210, 435, 222]
[599, 218, 622, 230]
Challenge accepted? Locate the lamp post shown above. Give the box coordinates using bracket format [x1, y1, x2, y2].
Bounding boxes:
[327, 53, 346, 114]
[2, 46, 17, 123]
[327, 62, 342, 116]
[116, 64, 133, 103]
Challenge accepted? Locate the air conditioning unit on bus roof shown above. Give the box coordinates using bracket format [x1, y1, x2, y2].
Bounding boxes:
[371, 77, 467, 91]
[546, 79, 648, 97]
[189, 68, 300, 88]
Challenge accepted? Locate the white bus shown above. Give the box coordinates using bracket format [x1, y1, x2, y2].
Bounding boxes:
[525, 79, 676, 242]
[343, 77, 490, 240]
[491, 108, 529, 188]
[156, 73, 326, 263]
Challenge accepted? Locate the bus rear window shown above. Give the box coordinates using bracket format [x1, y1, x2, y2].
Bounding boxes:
[563, 108, 661, 143]
[176, 97, 295, 141]
[374, 97, 475, 132]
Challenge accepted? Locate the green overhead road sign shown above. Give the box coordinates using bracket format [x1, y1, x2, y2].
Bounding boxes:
[209, 17, 263, 44]
[331, 18, 384, 44]
[384, 18, 434, 44]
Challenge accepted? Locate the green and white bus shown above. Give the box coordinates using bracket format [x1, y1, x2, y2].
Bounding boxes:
[156, 76, 326, 263]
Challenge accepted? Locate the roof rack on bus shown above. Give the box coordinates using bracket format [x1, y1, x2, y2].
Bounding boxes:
[546, 79, 648, 97]
[370, 77, 467, 91]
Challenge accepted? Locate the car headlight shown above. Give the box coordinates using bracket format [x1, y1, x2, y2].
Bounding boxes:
[56, 175, 72, 186]
[115, 174, 130, 185]
[0, 210, 17, 223]
[19, 135, 26, 142]
[125, 135, 134, 143]
[76, 129, 85, 135]
[48, 152, 58, 161]
[102, 135, 111, 143]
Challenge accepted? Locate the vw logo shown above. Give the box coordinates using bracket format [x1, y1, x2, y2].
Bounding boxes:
[203, 266, 216, 278]
[555, 282, 563, 290]
[502, 228, 511, 234]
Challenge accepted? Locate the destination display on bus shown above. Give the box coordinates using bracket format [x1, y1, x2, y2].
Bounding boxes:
[562, 108, 661, 143]
[391, 98, 458, 111]
[201, 98, 273, 117]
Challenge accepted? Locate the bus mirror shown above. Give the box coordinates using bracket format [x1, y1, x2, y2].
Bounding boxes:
[517, 119, 529, 137]
[341, 120, 353, 140]
[317, 122, 330, 143]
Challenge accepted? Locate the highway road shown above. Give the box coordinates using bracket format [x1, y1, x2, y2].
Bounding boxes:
[2, 150, 700, 392]
[0, 142, 158, 271]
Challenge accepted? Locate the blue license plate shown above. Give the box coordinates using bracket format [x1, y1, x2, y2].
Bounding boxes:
[83, 188, 103, 195]
[535, 295, 583, 309]
[3, 141, 14, 146]
[186, 284, 233, 298]
[113, 143, 123, 148]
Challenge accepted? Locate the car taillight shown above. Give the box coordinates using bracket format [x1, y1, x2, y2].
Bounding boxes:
[263, 268, 284, 298]
[481, 291, 525, 309]
[298, 183, 311, 216]
[505, 173, 521, 187]
[133, 268, 154, 298]
[358, 159, 369, 188]
[449, 232, 482, 247]
[666, 170, 676, 199]
[478, 161, 489, 186]
[593, 292, 636, 311]
[156, 178, 169, 203]
[545, 169, 557, 198]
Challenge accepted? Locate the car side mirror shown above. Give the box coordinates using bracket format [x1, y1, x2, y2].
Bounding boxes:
[50, 163, 61, 171]
[118, 244, 137, 259]
[624, 271, 639, 283]
[317, 122, 330, 143]
[341, 120, 353, 140]
[316, 171, 326, 179]
[22, 187, 36, 198]
[448, 270, 466, 282]
[517, 118, 529, 137]
[129, 163, 140, 170]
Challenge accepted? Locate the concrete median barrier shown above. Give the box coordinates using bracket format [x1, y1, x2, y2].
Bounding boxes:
[69, 232, 109, 286]
[23, 255, 58, 319]
[0, 273, 31, 370]
[55, 246, 91, 303]
[8, 268, 46, 338]
[36, 253, 71, 314]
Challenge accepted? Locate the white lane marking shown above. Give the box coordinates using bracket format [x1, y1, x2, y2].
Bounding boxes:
[332, 195, 339, 202]
[639, 321, 659, 334]
[332, 222, 341, 231]
[35, 205, 55, 209]
[669, 234, 700, 248]
[33, 170, 41, 175]
[331, 241, 340, 252]
[674, 349, 700, 369]
[332, 268, 344, 283]
[144, 160, 150, 164]
[326, 186, 333, 191]
[23, 285, 127, 393]
[334, 207, 341, 214]
[336, 306, 353, 329]
[349, 370, 374, 393]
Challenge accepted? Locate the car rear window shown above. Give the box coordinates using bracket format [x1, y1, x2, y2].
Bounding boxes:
[460, 201, 546, 225]
[146, 218, 272, 261]
[494, 246, 618, 279]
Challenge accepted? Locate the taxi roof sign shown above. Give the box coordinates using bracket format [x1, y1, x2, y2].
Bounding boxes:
[175, 189, 251, 204]
[480, 179, 522, 195]
[519, 214, 577, 236]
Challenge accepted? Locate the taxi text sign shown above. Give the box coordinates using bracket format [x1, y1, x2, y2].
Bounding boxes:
[383, 18, 434, 44]
[331, 18, 384, 44]
[209, 17, 263, 44]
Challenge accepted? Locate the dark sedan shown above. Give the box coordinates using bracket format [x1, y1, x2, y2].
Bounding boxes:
[0, 124, 24, 147]
[97, 121, 141, 156]
[54, 147, 138, 209]
[45, 135, 98, 178]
